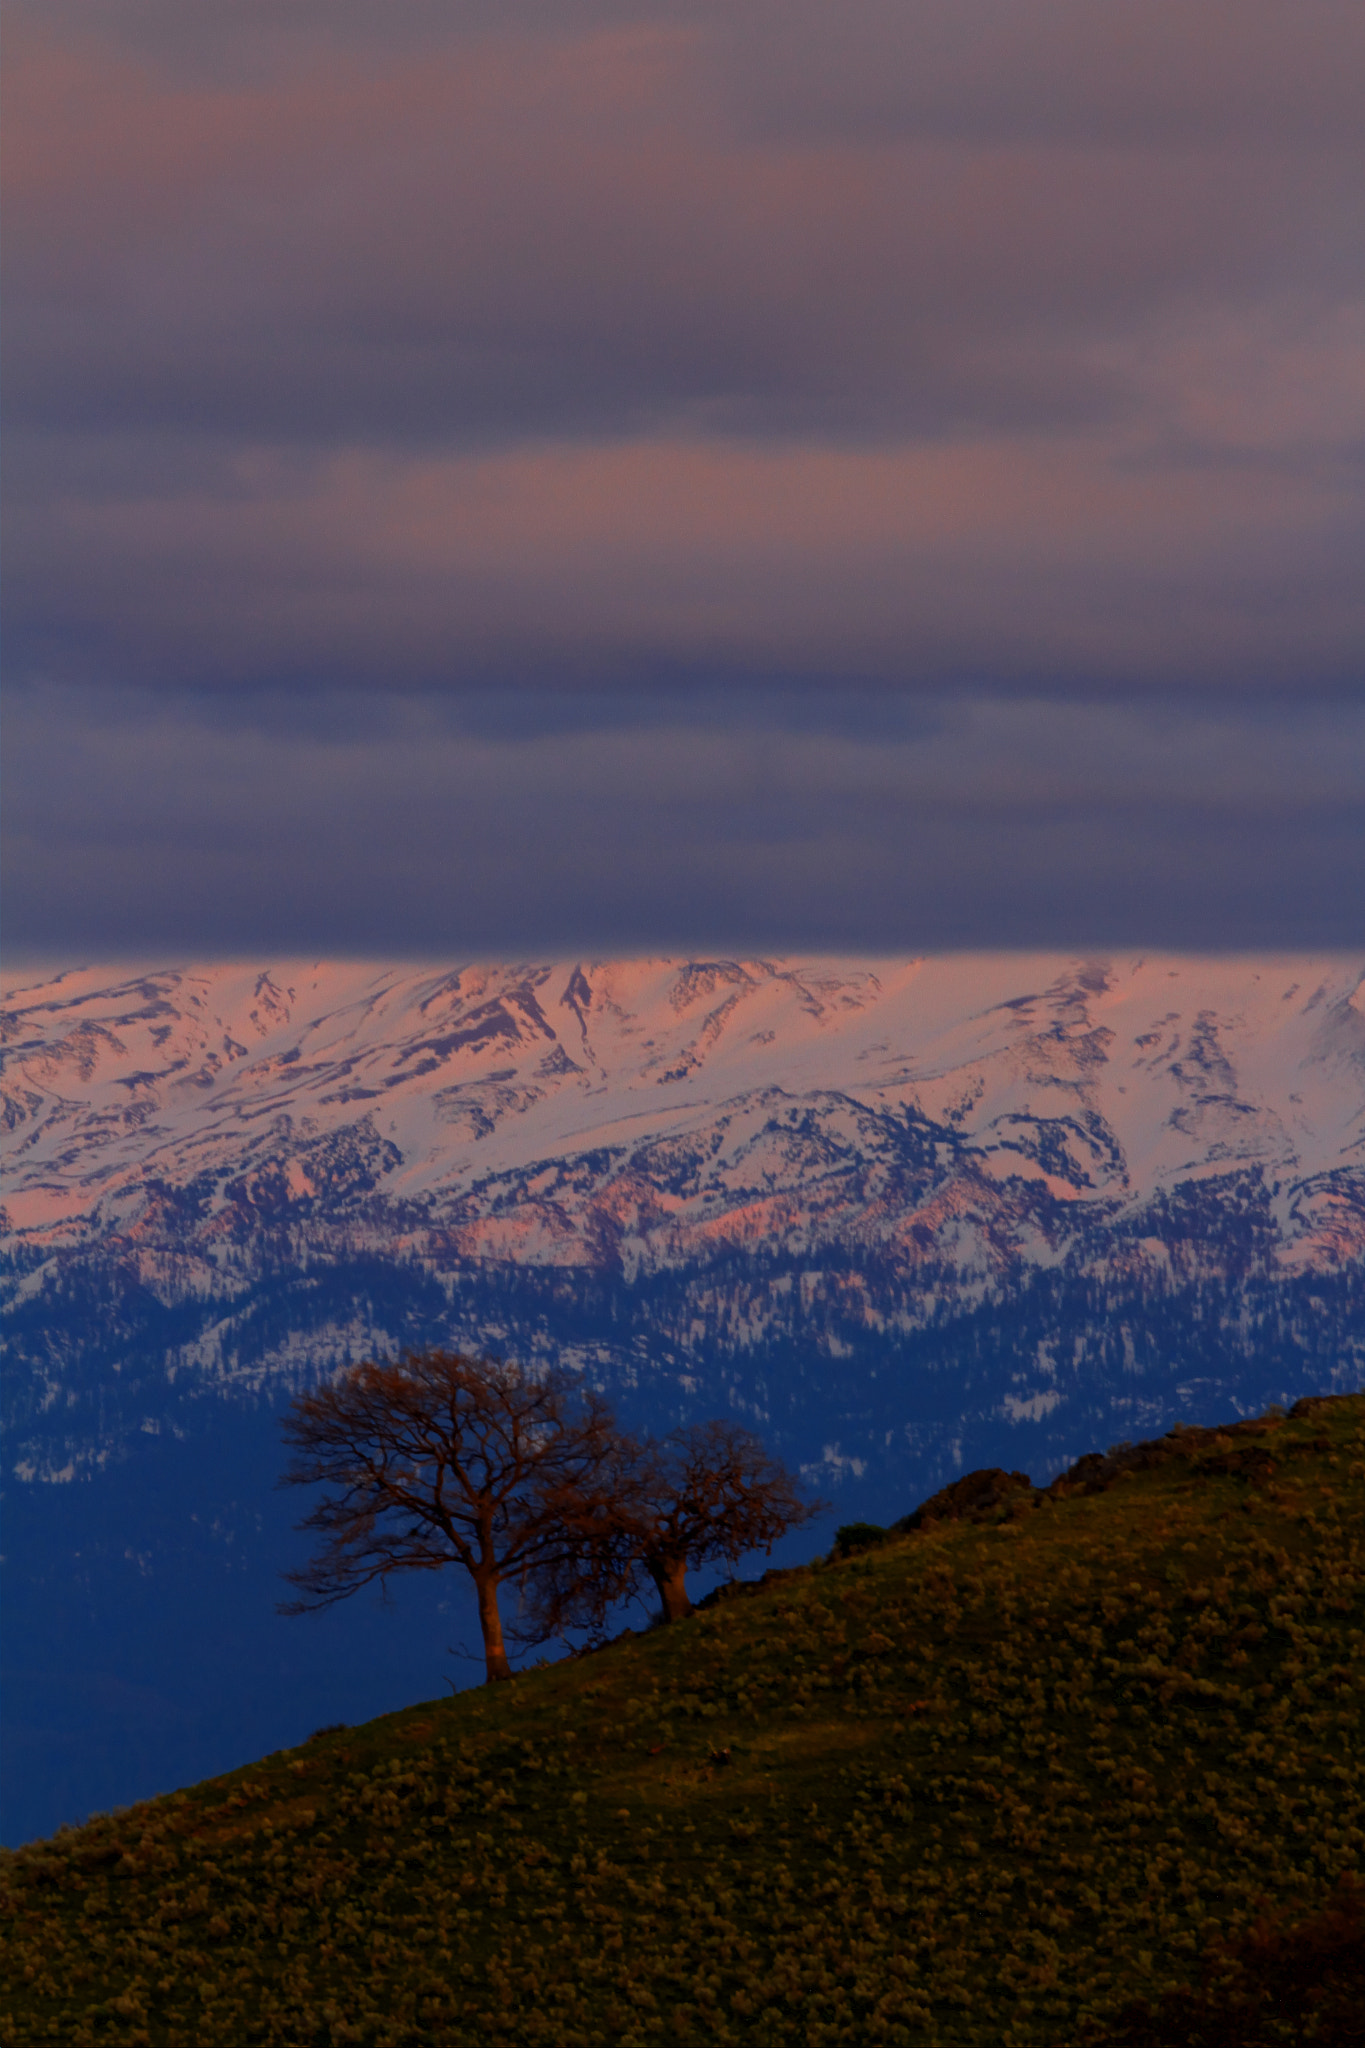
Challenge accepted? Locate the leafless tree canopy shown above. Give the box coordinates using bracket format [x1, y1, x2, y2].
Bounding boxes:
[281, 1353, 817, 1679]
[527, 1420, 819, 1632]
[279, 1351, 619, 1682]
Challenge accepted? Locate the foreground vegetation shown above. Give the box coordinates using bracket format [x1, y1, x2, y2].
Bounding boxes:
[3, 1395, 1363, 2046]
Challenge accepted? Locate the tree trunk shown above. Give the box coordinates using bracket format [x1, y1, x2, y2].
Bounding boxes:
[476, 1571, 513, 1682]
[648, 1554, 693, 1624]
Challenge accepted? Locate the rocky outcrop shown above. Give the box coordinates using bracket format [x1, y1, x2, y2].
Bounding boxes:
[892, 1394, 1358, 1528]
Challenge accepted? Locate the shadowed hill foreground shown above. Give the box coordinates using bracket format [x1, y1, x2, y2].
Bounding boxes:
[3, 1397, 1363, 2047]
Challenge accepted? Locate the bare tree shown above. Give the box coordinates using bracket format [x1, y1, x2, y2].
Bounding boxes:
[278, 1351, 621, 1682]
[640, 1421, 818, 1619]
[529, 1419, 819, 1634]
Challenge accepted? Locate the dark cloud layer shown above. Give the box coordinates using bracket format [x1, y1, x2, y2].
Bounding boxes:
[3, 3, 1362, 951]
[5, 685, 1362, 960]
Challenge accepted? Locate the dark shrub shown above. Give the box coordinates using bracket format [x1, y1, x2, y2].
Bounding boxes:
[834, 1522, 888, 1557]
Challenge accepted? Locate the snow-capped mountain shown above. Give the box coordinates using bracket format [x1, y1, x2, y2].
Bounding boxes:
[4, 954, 1363, 1845]
[4, 951, 1364, 1500]
[6, 953, 1363, 1279]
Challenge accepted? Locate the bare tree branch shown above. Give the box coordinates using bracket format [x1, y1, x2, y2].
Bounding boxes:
[521, 1420, 822, 1635]
[278, 1351, 620, 1682]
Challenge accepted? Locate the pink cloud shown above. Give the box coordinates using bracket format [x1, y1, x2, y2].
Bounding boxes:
[4, 1, 1362, 695]
[12, 424, 1358, 693]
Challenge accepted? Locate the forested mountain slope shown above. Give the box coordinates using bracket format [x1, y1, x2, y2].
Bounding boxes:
[5, 952, 1363, 1486]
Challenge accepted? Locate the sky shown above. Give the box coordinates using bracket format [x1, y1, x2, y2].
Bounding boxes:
[4, 0, 1363, 963]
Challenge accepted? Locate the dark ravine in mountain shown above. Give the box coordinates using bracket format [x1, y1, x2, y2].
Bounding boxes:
[2, 954, 1362, 1842]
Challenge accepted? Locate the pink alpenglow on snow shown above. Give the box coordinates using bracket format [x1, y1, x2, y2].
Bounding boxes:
[4, 954, 1362, 1277]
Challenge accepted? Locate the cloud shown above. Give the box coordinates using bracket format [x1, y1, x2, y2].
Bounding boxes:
[5, 685, 1363, 957]
[5, 0, 1363, 700]
[9, 7, 1360, 449]
[10, 423, 1363, 696]
[4, 3, 1362, 953]
[731, 0, 1365, 151]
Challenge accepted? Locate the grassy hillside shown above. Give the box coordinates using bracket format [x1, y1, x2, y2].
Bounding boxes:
[3, 1395, 1363, 2046]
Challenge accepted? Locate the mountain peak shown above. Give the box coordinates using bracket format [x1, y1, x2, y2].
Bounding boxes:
[3, 952, 1361, 1275]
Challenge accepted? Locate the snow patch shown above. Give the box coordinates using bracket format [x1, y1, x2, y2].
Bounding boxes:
[1002, 1390, 1065, 1424]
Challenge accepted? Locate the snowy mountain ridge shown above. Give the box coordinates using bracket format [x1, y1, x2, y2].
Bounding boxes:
[6, 956, 1363, 1857]
[5, 949, 1364, 1507]
[4, 953, 1364, 1281]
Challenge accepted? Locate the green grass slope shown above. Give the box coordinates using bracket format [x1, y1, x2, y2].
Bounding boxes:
[3, 1396, 1364, 2047]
